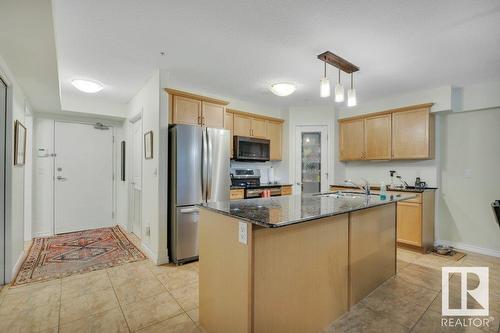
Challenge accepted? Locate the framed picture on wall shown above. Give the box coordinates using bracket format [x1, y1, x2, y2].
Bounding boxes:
[144, 130, 153, 159]
[14, 120, 27, 166]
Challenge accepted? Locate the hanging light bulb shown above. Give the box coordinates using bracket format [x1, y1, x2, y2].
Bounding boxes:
[335, 68, 344, 102]
[347, 73, 357, 107]
[320, 61, 330, 98]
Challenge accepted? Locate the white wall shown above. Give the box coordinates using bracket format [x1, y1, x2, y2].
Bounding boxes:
[23, 113, 33, 241]
[438, 109, 500, 254]
[0, 55, 28, 282]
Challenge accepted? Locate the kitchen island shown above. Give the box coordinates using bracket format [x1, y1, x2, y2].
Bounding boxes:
[198, 193, 414, 333]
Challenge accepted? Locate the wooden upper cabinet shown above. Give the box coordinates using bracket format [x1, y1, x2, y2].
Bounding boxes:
[392, 108, 434, 159]
[233, 114, 252, 136]
[251, 118, 267, 138]
[267, 120, 282, 161]
[202, 101, 225, 129]
[364, 114, 392, 160]
[339, 119, 364, 161]
[172, 95, 201, 125]
[224, 111, 234, 158]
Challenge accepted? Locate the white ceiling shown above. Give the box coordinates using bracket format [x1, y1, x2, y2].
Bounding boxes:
[0, 0, 60, 113]
[49, 0, 500, 110]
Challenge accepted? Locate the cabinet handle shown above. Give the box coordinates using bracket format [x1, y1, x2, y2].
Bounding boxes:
[198, 115, 201, 125]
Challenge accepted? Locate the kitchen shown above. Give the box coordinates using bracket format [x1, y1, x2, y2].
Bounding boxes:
[0, 1, 499, 333]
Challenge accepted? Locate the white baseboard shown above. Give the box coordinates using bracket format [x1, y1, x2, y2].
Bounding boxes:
[32, 231, 53, 238]
[436, 240, 500, 258]
[140, 241, 158, 263]
[9, 250, 27, 283]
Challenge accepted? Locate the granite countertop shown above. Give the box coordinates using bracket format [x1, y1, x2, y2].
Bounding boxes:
[230, 183, 293, 190]
[200, 192, 415, 228]
[330, 184, 438, 193]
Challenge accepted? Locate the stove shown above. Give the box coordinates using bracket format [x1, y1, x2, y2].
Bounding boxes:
[231, 168, 282, 198]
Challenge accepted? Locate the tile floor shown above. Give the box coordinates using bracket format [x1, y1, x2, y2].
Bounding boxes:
[0, 247, 498, 332]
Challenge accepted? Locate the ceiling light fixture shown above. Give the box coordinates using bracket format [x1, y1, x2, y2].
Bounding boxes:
[269, 82, 296, 97]
[347, 73, 357, 107]
[71, 79, 104, 93]
[317, 51, 359, 107]
[335, 68, 344, 102]
[320, 60, 330, 98]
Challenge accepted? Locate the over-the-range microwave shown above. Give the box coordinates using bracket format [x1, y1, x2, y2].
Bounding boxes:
[233, 136, 270, 162]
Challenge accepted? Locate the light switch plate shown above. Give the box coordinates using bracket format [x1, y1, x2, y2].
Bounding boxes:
[238, 221, 247, 245]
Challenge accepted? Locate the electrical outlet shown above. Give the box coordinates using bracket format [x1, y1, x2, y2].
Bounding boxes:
[238, 221, 247, 245]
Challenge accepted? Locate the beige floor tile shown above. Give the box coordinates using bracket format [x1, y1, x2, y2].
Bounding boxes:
[60, 287, 120, 324]
[413, 254, 462, 270]
[59, 307, 129, 333]
[170, 282, 199, 311]
[186, 308, 199, 326]
[411, 309, 486, 333]
[397, 248, 423, 263]
[5, 278, 61, 295]
[397, 259, 410, 272]
[0, 281, 60, 315]
[137, 313, 201, 333]
[145, 262, 180, 276]
[61, 269, 111, 299]
[179, 261, 199, 272]
[397, 263, 444, 291]
[324, 302, 408, 333]
[361, 277, 438, 328]
[157, 268, 198, 292]
[113, 275, 166, 305]
[121, 291, 183, 331]
[0, 294, 60, 332]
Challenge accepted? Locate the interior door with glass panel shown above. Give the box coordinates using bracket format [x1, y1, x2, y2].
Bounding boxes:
[295, 126, 328, 194]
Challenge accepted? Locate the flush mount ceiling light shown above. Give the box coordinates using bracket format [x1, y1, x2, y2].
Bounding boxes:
[269, 82, 296, 97]
[317, 51, 359, 107]
[71, 79, 104, 93]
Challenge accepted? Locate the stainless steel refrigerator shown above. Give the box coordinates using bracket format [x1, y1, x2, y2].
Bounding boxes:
[168, 124, 230, 264]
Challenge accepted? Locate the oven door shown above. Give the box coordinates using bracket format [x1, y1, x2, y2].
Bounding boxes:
[234, 136, 270, 161]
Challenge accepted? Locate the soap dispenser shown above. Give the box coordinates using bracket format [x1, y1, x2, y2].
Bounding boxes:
[379, 182, 387, 200]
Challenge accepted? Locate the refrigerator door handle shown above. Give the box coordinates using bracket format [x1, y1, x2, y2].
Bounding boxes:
[207, 130, 213, 201]
[179, 207, 200, 214]
[201, 129, 208, 201]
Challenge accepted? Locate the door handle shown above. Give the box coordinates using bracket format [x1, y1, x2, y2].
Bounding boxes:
[180, 207, 199, 214]
[56, 176, 67, 181]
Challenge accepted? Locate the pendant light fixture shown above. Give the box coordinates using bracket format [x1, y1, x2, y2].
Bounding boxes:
[320, 60, 330, 98]
[334, 68, 344, 102]
[347, 73, 357, 107]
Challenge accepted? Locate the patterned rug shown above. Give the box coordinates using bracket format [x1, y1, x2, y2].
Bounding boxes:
[13, 226, 146, 286]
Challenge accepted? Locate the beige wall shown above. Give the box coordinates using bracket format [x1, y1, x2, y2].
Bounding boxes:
[438, 108, 500, 254]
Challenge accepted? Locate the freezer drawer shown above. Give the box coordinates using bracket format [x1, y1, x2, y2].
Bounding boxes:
[172, 206, 200, 263]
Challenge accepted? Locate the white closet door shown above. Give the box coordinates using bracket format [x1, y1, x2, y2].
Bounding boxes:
[54, 122, 113, 234]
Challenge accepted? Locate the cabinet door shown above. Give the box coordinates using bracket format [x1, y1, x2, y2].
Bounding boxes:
[224, 112, 234, 158]
[267, 120, 282, 160]
[397, 202, 422, 246]
[392, 108, 431, 159]
[172, 95, 201, 126]
[364, 114, 392, 160]
[339, 119, 364, 160]
[202, 101, 225, 129]
[251, 118, 267, 138]
[233, 114, 252, 136]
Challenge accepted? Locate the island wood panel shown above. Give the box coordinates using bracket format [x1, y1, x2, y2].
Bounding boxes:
[421, 190, 435, 251]
[392, 108, 432, 159]
[364, 114, 392, 160]
[349, 204, 396, 307]
[172, 95, 201, 125]
[202, 101, 225, 129]
[339, 118, 364, 160]
[199, 209, 253, 333]
[252, 215, 349, 333]
[267, 120, 282, 160]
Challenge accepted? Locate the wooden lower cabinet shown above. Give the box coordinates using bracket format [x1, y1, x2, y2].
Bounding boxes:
[281, 185, 292, 195]
[396, 202, 422, 247]
[229, 188, 244, 200]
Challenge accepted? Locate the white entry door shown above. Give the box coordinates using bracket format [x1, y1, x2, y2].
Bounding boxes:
[131, 118, 142, 237]
[295, 125, 329, 194]
[54, 122, 114, 234]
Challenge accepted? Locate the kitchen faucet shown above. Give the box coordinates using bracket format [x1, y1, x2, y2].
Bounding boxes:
[344, 178, 371, 196]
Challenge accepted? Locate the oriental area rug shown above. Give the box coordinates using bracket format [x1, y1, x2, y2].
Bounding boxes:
[13, 226, 146, 286]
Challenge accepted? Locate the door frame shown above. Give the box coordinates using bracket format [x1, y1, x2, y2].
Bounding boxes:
[128, 111, 143, 238]
[0, 76, 8, 284]
[52, 120, 116, 234]
[295, 125, 329, 193]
